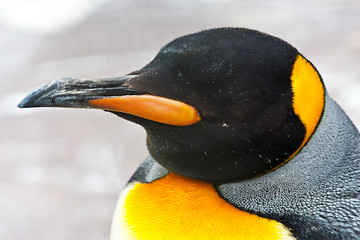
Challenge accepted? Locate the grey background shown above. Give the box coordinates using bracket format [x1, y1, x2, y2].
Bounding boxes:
[1, 0, 359, 239]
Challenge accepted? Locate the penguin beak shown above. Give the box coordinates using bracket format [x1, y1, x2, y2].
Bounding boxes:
[18, 75, 201, 126]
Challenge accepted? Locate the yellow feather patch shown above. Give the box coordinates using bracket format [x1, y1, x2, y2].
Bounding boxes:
[111, 173, 295, 240]
[291, 54, 325, 150]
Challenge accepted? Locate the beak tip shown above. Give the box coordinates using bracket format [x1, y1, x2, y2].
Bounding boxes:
[17, 81, 59, 109]
[18, 95, 38, 108]
[17, 101, 26, 108]
[17, 75, 139, 110]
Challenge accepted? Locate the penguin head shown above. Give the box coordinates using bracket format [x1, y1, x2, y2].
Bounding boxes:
[19, 28, 325, 183]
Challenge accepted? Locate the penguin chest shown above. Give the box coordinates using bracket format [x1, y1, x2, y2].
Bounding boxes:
[111, 173, 294, 240]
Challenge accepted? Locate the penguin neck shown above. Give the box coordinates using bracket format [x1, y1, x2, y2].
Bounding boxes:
[282, 92, 360, 176]
[220, 92, 359, 187]
[217, 92, 360, 238]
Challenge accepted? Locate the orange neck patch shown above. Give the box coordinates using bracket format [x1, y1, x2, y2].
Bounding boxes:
[263, 55, 325, 175]
[290, 55, 325, 154]
[269, 55, 325, 173]
[111, 173, 295, 240]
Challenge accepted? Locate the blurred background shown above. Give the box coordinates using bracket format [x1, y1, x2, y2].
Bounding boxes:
[1, 0, 359, 239]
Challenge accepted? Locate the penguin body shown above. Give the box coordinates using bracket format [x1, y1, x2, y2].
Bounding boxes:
[18, 28, 360, 239]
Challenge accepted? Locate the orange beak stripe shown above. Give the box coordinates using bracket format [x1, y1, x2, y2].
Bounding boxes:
[88, 95, 201, 126]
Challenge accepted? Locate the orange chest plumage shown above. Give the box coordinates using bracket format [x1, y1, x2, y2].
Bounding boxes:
[111, 173, 294, 240]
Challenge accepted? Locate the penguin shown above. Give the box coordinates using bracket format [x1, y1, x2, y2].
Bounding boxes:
[18, 28, 360, 240]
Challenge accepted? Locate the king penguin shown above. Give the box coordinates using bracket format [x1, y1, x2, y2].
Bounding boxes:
[19, 28, 359, 240]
